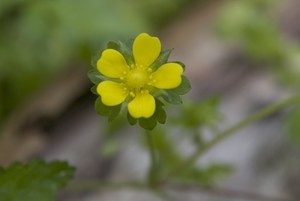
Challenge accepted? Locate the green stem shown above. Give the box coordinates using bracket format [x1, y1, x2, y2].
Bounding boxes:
[146, 130, 159, 187]
[165, 93, 300, 180]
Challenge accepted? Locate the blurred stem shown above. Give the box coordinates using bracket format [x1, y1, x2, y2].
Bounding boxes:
[164, 93, 300, 181]
[66, 181, 293, 201]
[146, 130, 159, 187]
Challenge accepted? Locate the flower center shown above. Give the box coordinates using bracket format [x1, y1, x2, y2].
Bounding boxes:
[125, 69, 149, 88]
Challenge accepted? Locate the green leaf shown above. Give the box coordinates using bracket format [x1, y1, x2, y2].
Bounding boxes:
[107, 41, 120, 50]
[90, 85, 98, 95]
[127, 111, 137, 125]
[150, 49, 172, 70]
[155, 99, 167, 124]
[87, 69, 104, 85]
[162, 90, 183, 105]
[174, 61, 186, 71]
[179, 163, 233, 187]
[107, 40, 134, 65]
[139, 116, 157, 130]
[0, 160, 75, 201]
[91, 50, 103, 69]
[95, 97, 121, 121]
[169, 75, 191, 95]
[138, 99, 167, 130]
[173, 97, 221, 129]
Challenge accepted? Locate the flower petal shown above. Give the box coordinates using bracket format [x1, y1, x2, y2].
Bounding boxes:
[151, 63, 183, 89]
[133, 33, 161, 67]
[97, 81, 128, 106]
[128, 92, 155, 118]
[97, 49, 129, 78]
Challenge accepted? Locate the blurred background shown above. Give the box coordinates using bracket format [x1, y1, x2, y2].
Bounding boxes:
[1, 0, 300, 200]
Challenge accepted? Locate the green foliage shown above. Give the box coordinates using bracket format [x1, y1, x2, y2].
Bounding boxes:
[173, 97, 221, 129]
[148, 128, 232, 186]
[179, 164, 233, 187]
[138, 99, 167, 130]
[216, 0, 300, 87]
[0, 160, 75, 201]
[217, 0, 300, 146]
[95, 97, 121, 122]
[161, 75, 191, 105]
[107, 40, 135, 66]
[150, 49, 172, 71]
[87, 69, 105, 85]
[217, 0, 283, 60]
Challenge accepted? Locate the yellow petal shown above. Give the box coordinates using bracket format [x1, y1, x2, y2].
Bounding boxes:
[133, 33, 161, 67]
[128, 92, 155, 118]
[151, 63, 183, 89]
[97, 81, 128, 106]
[97, 49, 129, 78]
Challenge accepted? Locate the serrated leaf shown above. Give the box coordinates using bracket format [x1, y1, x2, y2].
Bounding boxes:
[0, 160, 75, 201]
[87, 69, 104, 85]
[169, 75, 191, 95]
[95, 97, 121, 121]
[150, 49, 172, 71]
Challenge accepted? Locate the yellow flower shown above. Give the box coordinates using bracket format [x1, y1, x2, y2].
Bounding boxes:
[96, 33, 183, 119]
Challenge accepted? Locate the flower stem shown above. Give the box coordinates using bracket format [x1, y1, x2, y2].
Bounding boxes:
[165, 93, 300, 180]
[146, 130, 159, 187]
